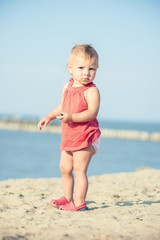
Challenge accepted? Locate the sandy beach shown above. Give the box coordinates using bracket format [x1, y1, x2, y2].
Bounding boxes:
[0, 168, 160, 240]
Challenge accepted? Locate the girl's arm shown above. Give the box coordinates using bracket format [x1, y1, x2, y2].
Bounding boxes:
[58, 87, 100, 123]
[47, 103, 62, 120]
[38, 83, 68, 130]
[38, 104, 62, 130]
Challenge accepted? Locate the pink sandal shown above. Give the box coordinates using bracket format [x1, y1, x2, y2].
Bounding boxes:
[59, 200, 88, 211]
[50, 196, 69, 208]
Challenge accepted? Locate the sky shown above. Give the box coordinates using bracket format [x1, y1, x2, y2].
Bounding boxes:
[0, 0, 160, 123]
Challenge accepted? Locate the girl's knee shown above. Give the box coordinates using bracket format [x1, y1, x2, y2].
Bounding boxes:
[59, 163, 73, 174]
[59, 163, 66, 173]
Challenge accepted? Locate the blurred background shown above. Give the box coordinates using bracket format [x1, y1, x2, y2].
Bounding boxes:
[0, 0, 160, 180]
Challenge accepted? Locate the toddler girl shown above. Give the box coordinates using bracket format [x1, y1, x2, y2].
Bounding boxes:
[38, 44, 101, 211]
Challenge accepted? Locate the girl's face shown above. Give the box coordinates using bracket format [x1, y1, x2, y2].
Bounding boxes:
[68, 56, 98, 86]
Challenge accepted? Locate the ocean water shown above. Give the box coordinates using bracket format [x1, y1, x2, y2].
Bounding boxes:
[99, 119, 160, 133]
[0, 120, 160, 180]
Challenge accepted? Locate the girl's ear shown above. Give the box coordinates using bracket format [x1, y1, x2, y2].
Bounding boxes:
[67, 63, 72, 75]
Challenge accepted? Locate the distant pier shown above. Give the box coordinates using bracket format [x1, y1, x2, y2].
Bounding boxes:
[0, 118, 160, 142]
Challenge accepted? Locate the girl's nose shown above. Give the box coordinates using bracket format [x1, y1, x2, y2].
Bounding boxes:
[84, 69, 89, 75]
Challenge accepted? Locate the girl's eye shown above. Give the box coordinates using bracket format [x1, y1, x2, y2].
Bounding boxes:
[78, 67, 83, 69]
[90, 68, 95, 71]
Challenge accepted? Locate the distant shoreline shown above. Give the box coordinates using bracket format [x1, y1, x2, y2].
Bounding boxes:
[0, 118, 160, 142]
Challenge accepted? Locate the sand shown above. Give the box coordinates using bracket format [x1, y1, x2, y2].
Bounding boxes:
[0, 168, 160, 240]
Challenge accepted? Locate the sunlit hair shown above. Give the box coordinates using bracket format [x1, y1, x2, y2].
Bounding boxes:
[68, 44, 99, 68]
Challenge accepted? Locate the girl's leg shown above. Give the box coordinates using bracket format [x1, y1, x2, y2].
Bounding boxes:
[73, 145, 95, 207]
[59, 151, 74, 202]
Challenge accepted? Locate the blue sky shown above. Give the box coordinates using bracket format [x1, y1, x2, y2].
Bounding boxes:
[0, 0, 160, 122]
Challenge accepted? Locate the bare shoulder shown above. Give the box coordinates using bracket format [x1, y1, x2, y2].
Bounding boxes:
[85, 86, 100, 97]
[62, 82, 69, 93]
[85, 86, 100, 103]
[61, 82, 69, 104]
[90, 86, 100, 94]
[63, 82, 69, 90]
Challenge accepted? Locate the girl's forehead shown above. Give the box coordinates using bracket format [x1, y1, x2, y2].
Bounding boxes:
[72, 56, 98, 67]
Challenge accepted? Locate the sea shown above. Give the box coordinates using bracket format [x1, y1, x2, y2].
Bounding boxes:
[0, 119, 160, 181]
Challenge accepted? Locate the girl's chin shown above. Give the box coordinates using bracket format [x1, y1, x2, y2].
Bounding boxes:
[82, 80, 92, 85]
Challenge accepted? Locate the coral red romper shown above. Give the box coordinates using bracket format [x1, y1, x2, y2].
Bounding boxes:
[60, 79, 101, 151]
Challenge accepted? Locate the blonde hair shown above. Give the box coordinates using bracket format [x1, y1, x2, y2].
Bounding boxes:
[68, 44, 99, 68]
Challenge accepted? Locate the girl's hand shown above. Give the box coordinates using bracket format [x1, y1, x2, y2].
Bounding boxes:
[38, 116, 51, 130]
[56, 112, 72, 123]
